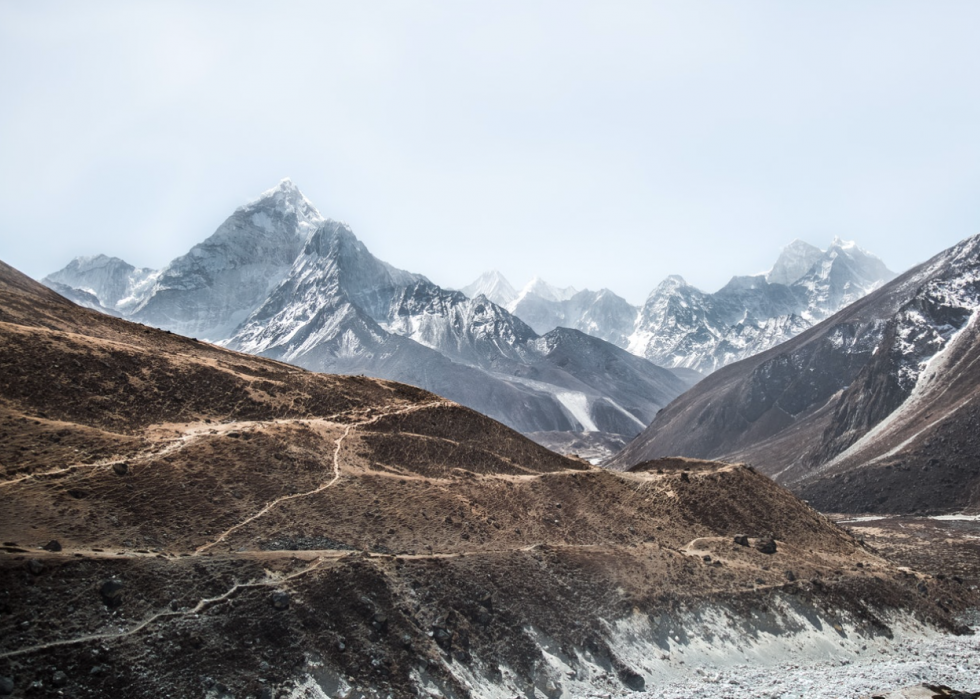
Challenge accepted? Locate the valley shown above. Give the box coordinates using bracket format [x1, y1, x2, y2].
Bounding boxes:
[2, 259, 976, 697]
[42, 180, 894, 464]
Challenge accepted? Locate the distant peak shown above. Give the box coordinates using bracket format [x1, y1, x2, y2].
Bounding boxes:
[644, 275, 692, 303]
[829, 236, 856, 251]
[518, 276, 578, 302]
[476, 269, 510, 283]
[242, 178, 314, 208]
[784, 239, 822, 253]
[461, 270, 518, 306]
[237, 179, 325, 236]
[766, 239, 825, 286]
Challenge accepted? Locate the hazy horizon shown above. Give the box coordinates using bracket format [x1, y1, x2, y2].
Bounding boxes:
[3, 1, 980, 304]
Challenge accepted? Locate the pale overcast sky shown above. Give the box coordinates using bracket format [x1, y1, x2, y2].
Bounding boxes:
[2, 1, 979, 303]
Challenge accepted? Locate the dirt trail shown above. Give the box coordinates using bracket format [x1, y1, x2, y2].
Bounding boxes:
[0, 411, 367, 490]
[193, 400, 447, 555]
[0, 556, 329, 661]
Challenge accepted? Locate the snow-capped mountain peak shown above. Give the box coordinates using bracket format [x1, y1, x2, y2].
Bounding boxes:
[511, 276, 578, 307]
[653, 274, 690, 294]
[829, 236, 857, 250]
[238, 177, 325, 241]
[766, 239, 824, 286]
[42, 254, 156, 313]
[461, 270, 518, 307]
[623, 239, 895, 374]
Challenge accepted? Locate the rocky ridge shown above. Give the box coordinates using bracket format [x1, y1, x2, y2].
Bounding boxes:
[608, 234, 980, 515]
[466, 237, 894, 375]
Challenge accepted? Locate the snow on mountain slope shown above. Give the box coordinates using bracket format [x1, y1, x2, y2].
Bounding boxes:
[43, 180, 888, 446]
[217, 205, 687, 438]
[465, 239, 891, 377]
[507, 285, 638, 346]
[609, 233, 980, 514]
[766, 239, 824, 285]
[509, 276, 578, 306]
[459, 270, 517, 307]
[794, 237, 894, 322]
[42, 254, 156, 313]
[41, 280, 121, 316]
[627, 240, 894, 373]
[128, 178, 324, 340]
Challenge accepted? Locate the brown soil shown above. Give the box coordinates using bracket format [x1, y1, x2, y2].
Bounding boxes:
[1, 260, 976, 698]
[833, 514, 980, 589]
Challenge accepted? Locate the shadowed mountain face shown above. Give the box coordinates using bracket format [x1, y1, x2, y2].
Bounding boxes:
[42, 182, 690, 453]
[608, 235, 980, 515]
[2, 258, 971, 698]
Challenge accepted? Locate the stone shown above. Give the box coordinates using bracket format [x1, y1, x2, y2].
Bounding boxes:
[43, 540, 62, 552]
[755, 538, 777, 554]
[431, 626, 453, 650]
[26, 559, 45, 576]
[112, 462, 129, 476]
[733, 535, 749, 547]
[270, 590, 289, 610]
[51, 671, 67, 688]
[99, 578, 124, 607]
[0, 677, 13, 696]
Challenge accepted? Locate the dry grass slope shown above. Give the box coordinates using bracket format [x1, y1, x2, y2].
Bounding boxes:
[0, 259, 975, 698]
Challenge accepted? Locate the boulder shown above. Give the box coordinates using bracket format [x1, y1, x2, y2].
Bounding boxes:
[99, 579, 124, 607]
[270, 590, 289, 610]
[26, 559, 45, 576]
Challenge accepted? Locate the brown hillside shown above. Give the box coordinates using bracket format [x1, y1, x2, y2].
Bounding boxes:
[0, 260, 973, 698]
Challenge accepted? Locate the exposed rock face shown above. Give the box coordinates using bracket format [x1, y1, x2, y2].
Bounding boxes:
[2, 258, 972, 698]
[608, 235, 980, 515]
[127, 178, 323, 341]
[626, 239, 894, 373]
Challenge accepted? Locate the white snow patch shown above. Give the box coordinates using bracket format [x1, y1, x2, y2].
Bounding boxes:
[555, 391, 598, 432]
[600, 398, 647, 429]
[820, 308, 979, 473]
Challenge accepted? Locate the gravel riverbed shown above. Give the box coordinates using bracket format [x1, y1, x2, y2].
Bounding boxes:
[620, 626, 980, 699]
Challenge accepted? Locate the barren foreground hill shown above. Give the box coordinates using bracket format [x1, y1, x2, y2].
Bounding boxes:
[0, 260, 974, 698]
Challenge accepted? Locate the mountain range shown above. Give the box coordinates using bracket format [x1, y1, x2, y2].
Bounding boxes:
[464, 238, 895, 374]
[608, 233, 980, 515]
[42, 180, 690, 456]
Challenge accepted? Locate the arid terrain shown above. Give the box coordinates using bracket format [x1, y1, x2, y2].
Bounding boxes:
[1, 260, 977, 698]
